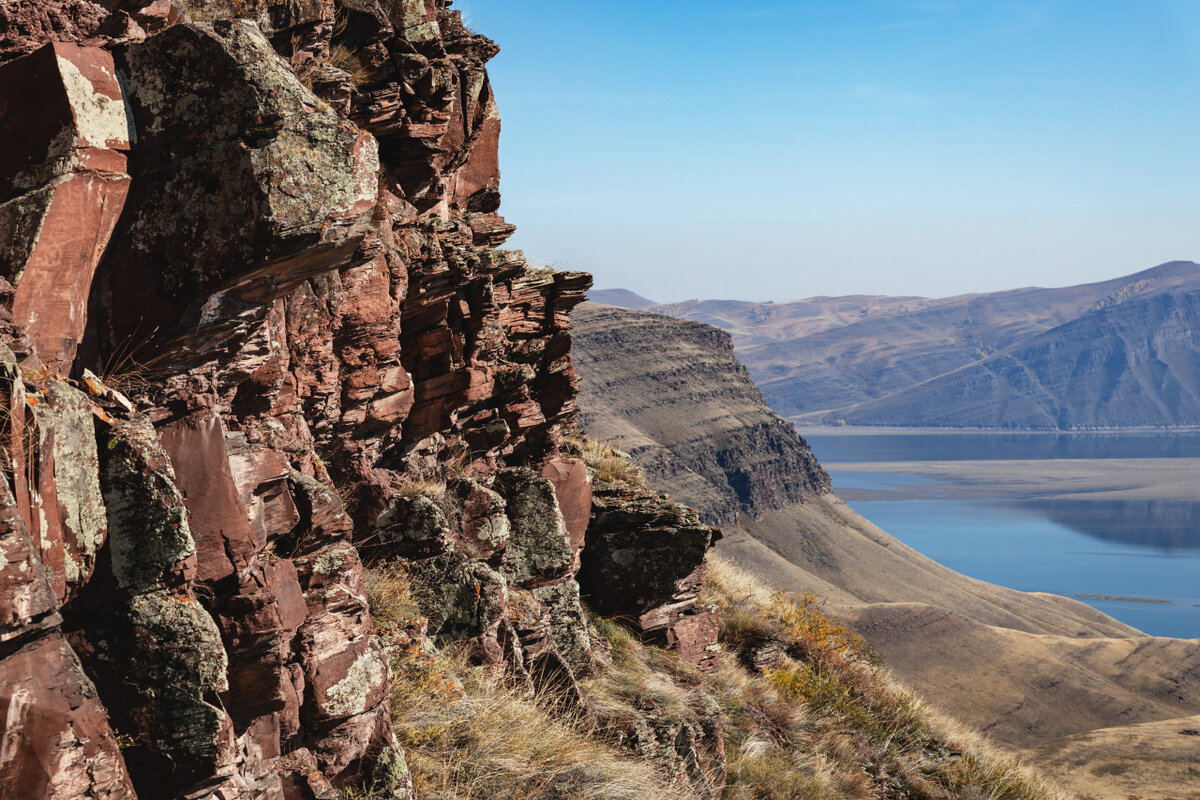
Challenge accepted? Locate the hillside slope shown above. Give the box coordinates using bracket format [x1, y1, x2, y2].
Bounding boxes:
[833, 290, 1200, 428]
[606, 261, 1200, 428]
[572, 302, 1200, 795]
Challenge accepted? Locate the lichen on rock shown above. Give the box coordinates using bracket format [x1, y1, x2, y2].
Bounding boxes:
[98, 415, 195, 591]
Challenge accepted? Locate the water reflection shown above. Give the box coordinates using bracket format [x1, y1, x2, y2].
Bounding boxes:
[1024, 499, 1200, 552]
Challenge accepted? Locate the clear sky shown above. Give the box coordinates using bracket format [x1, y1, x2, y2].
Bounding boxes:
[455, 0, 1199, 303]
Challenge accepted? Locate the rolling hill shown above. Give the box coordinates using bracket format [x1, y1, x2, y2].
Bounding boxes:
[597, 260, 1200, 428]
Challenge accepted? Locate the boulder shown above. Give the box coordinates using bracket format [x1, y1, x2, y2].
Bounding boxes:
[0, 42, 131, 371]
[103, 19, 379, 351]
[0, 632, 137, 800]
[581, 484, 722, 672]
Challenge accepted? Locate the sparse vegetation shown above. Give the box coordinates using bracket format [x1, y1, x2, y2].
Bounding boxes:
[705, 556, 1069, 800]
[563, 433, 646, 487]
[327, 43, 374, 87]
[365, 552, 1071, 800]
[367, 566, 689, 800]
[99, 329, 168, 395]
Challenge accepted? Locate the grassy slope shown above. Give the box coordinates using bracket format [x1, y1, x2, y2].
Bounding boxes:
[364, 553, 1069, 800]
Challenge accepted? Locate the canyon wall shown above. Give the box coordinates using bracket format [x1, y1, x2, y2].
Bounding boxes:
[572, 302, 829, 526]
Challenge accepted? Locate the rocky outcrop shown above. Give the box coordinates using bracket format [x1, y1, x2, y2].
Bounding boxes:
[580, 481, 722, 674]
[0, 2, 608, 798]
[0, 3, 732, 798]
[371, 463, 597, 691]
[572, 302, 829, 526]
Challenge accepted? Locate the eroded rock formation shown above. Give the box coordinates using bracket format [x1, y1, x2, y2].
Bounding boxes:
[0, 3, 722, 798]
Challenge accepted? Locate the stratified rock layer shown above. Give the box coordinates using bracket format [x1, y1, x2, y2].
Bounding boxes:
[573, 302, 829, 525]
[0, 3, 620, 798]
[0, 3, 730, 798]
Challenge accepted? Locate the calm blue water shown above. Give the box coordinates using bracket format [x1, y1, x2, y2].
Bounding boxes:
[804, 435, 1200, 639]
[807, 431, 1200, 462]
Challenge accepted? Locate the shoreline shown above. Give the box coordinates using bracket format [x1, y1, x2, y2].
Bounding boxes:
[796, 424, 1200, 436]
[824, 458, 1200, 502]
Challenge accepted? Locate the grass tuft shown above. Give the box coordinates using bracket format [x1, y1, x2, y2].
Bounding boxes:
[563, 434, 645, 487]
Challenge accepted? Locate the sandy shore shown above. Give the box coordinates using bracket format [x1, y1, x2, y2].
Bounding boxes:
[825, 457, 1200, 502]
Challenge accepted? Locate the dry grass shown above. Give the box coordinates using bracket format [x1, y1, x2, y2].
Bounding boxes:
[390, 476, 449, 501]
[327, 43, 374, 87]
[366, 567, 689, 800]
[582, 614, 703, 731]
[363, 547, 1068, 800]
[705, 554, 1072, 800]
[563, 434, 645, 487]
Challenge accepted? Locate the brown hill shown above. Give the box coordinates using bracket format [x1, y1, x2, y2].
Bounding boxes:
[829, 289, 1200, 428]
[572, 302, 1200, 797]
[602, 261, 1200, 428]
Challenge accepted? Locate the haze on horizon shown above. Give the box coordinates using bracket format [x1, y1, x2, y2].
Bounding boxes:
[458, 0, 1199, 304]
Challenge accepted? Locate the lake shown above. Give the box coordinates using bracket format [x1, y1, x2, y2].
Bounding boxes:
[802, 430, 1200, 639]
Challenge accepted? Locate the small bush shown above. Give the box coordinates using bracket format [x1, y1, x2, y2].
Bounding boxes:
[563, 434, 645, 487]
[771, 590, 870, 660]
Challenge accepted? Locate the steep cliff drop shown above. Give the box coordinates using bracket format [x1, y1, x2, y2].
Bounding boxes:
[0, 4, 727, 799]
[572, 301, 1200, 795]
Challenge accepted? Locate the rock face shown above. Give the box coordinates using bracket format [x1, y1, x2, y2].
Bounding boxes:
[0, 3, 684, 799]
[572, 302, 829, 525]
[580, 482, 722, 674]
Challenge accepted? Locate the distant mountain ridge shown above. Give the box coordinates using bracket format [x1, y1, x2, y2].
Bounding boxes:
[596, 261, 1200, 428]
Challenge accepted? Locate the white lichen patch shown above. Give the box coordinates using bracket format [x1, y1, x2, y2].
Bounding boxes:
[56, 55, 129, 150]
[477, 514, 510, 545]
[321, 648, 385, 718]
[36, 383, 107, 587]
[313, 549, 347, 576]
[0, 545, 8, 572]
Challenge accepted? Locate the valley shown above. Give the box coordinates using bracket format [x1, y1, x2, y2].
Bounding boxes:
[573, 301, 1200, 799]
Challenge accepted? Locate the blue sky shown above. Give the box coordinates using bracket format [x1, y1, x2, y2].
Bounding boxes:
[455, 1, 1199, 302]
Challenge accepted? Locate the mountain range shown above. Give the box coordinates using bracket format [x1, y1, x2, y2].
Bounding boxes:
[592, 260, 1200, 428]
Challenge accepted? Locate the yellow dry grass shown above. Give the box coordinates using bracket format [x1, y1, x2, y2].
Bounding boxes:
[367, 566, 689, 800]
[563, 433, 646, 487]
[363, 540, 1071, 800]
[705, 554, 1074, 800]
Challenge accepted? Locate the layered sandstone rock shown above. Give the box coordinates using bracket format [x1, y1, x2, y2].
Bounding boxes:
[0, 3, 722, 798]
[572, 302, 830, 526]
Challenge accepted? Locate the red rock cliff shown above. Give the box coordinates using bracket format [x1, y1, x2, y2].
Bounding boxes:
[0, 2, 612, 798]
